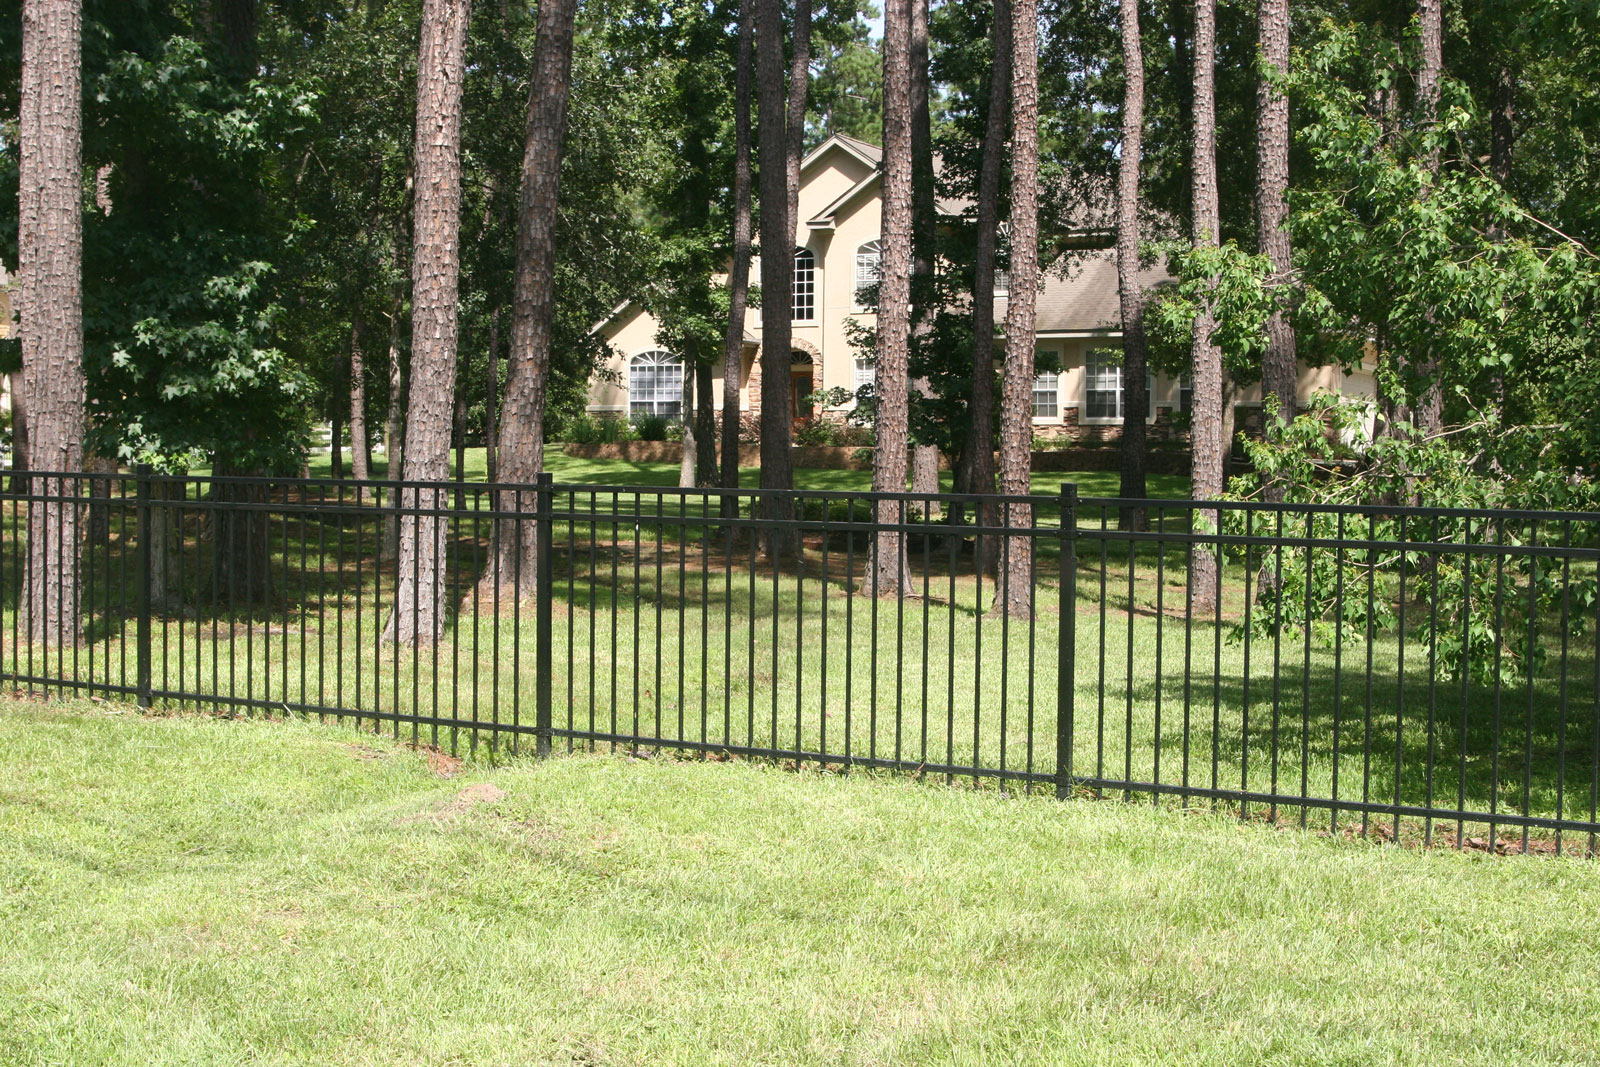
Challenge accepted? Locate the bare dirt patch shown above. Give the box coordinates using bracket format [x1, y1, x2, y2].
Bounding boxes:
[400, 782, 507, 826]
[421, 746, 464, 777]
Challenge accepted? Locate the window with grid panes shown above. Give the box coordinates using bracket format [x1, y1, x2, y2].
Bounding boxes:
[628, 350, 683, 417]
[792, 248, 816, 321]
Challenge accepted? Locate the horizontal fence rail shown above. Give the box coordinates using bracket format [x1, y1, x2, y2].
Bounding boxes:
[4, 468, 1599, 855]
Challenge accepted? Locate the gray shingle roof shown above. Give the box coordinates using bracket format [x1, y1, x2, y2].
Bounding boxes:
[1033, 250, 1173, 335]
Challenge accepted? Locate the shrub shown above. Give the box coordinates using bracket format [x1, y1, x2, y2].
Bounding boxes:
[565, 414, 635, 445]
[632, 413, 672, 442]
[793, 418, 833, 446]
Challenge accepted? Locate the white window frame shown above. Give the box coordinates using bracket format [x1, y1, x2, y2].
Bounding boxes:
[792, 247, 817, 322]
[1082, 347, 1157, 424]
[1083, 348, 1123, 423]
[628, 350, 684, 419]
[853, 355, 876, 403]
[1032, 369, 1059, 419]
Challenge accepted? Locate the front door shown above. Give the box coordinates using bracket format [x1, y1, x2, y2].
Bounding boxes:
[791, 369, 814, 427]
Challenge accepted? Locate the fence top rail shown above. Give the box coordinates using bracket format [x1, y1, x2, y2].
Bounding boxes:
[14, 469, 1600, 526]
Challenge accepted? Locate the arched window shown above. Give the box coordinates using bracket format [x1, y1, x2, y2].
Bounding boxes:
[854, 240, 882, 306]
[792, 247, 817, 322]
[629, 350, 683, 418]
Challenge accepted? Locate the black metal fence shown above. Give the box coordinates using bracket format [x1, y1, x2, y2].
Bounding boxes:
[5, 468, 1599, 854]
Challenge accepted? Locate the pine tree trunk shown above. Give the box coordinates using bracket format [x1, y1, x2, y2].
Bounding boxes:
[679, 354, 697, 488]
[1168, 0, 1194, 227]
[480, 0, 577, 599]
[453, 388, 466, 509]
[964, 0, 1010, 571]
[720, 0, 755, 516]
[1253, 0, 1294, 593]
[908, 0, 940, 521]
[350, 313, 371, 480]
[1490, 65, 1515, 187]
[783, 0, 813, 248]
[8, 373, 30, 496]
[18, 0, 87, 647]
[1187, 0, 1223, 613]
[1116, 0, 1149, 532]
[484, 306, 499, 482]
[992, 0, 1038, 620]
[695, 358, 716, 488]
[1487, 65, 1514, 416]
[1412, 0, 1444, 435]
[210, 462, 272, 606]
[384, 0, 472, 646]
[382, 291, 405, 558]
[873, 0, 914, 597]
[1255, 0, 1295, 435]
[756, 0, 799, 554]
[331, 394, 345, 479]
[86, 452, 113, 545]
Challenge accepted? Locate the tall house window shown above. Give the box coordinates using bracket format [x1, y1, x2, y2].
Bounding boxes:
[854, 240, 882, 306]
[1084, 348, 1124, 420]
[629, 350, 683, 418]
[1032, 370, 1059, 418]
[792, 248, 817, 322]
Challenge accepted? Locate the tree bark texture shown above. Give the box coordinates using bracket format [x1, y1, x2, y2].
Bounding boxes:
[382, 290, 406, 559]
[8, 373, 30, 496]
[695, 358, 716, 487]
[1188, 0, 1223, 613]
[210, 462, 272, 605]
[1117, 0, 1149, 531]
[679, 355, 697, 488]
[783, 0, 813, 249]
[484, 307, 500, 482]
[1255, 0, 1295, 430]
[86, 452, 113, 546]
[908, 0, 939, 519]
[350, 312, 371, 480]
[873, 0, 914, 597]
[964, 0, 1010, 570]
[453, 387, 467, 509]
[756, 0, 798, 552]
[1411, 0, 1444, 435]
[385, 0, 471, 645]
[19, 0, 87, 646]
[992, 0, 1038, 619]
[480, 0, 577, 598]
[1490, 64, 1515, 187]
[720, 0, 755, 514]
[331, 390, 345, 478]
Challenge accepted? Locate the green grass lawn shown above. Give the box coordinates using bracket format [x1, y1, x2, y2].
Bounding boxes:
[2, 699, 1597, 1066]
[305, 444, 1194, 499]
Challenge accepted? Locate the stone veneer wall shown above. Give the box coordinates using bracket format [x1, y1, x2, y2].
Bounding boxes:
[1031, 406, 1190, 447]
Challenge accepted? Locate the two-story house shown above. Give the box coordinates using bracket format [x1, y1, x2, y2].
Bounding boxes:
[586, 133, 1376, 442]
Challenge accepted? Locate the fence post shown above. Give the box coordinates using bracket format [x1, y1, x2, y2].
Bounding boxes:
[1055, 482, 1077, 800]
[534, 470, 553, 758]
[135, 464, 153, 710]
